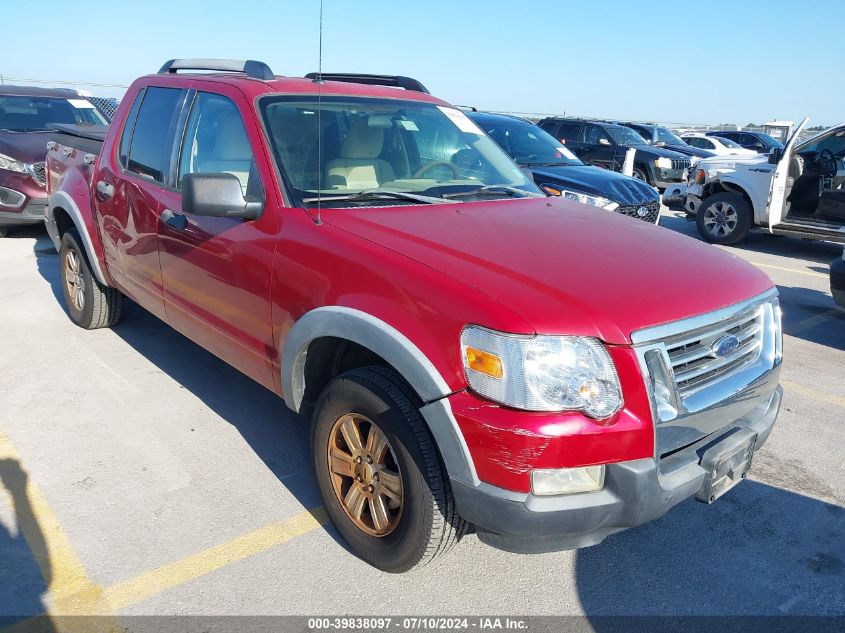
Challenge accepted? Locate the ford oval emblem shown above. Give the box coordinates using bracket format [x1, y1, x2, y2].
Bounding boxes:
[637, 206, 648, 217]
[711, 334, 740, 358]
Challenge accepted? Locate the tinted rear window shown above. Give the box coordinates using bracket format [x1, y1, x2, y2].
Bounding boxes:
[555, 122, 581, 141]
[0, 95, 106, 132]
[126, 87, 183, 183]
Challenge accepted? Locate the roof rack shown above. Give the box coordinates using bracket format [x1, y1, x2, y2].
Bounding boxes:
[304, 73, 429, 94]
[454, 105, 478, 112]
[158, 59, 275, 81]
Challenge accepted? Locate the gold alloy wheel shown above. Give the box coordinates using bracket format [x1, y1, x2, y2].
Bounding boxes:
[327, 413, 403, 537]
[64, 249, 85, 311]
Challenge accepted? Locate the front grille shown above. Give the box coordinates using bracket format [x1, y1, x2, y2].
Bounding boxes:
[617, 201, 660, 223]
[29, 162, 47, 187]
[664, 305, 764, 398]
[671, 158, 691, 172]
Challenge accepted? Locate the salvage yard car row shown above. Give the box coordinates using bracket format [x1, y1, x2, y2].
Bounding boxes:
[0, 59, 841, 575]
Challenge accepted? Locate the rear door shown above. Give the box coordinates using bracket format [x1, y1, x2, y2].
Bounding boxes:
[95, 85, 187, 319]
[767, 117, 810, 230]
[156, 86, 279, 391]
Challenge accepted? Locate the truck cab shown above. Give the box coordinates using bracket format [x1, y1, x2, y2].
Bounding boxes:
[686, 118, 845, 244]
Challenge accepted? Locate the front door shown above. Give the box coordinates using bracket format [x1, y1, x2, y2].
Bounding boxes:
[579, 124, 619, 170]
[157, 87, 279, 391]
[767, 117, 810, 230]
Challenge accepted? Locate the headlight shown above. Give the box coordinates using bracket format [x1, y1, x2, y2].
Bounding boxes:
[0, 153, 28, 174]
[654, 157, 672, 169]
[461, 326, 623, 419]
[543, 186, 619, 211]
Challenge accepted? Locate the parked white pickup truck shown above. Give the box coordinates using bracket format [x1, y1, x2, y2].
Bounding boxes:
[685, 118, 845, 244]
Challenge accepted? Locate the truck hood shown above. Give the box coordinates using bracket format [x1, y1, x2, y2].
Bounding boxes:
[697, 153, 771, 172]
[529, 165, 659, 205]
[0, 131, 52, 164]
[323, 197, 774, 344]
[630, 144, 690, 160]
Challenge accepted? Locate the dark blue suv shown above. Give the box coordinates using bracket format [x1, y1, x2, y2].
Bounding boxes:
[469, 111, 661, 223]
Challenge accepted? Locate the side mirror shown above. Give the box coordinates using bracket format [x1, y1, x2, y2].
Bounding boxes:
[654, 141, 667, 147]
[751, 143, 765, 151]
[768, 147, 783, 164]
[598, 138, 611, 146]
[182, 173, 263, 220]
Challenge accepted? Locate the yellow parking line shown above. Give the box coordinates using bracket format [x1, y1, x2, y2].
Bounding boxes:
[753, 262, 828, 279]
[782, 380, 845, 409]
[102, 507, 327, 610]
[788, 308, 842, 335]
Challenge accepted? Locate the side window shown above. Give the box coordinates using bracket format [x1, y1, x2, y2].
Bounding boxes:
[126, 87, 183, 183]
[583, 125, 609, 145]
[702, 139, 715, 149]
[119, 89, 145, 167]
[178, 92, 260, 198]
[557, 122, 580, 142]
[537, 120, 559, 136]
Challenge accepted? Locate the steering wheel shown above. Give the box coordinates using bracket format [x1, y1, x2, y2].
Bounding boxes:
[413, 160, 460, 179]
[819, 149, 838, 178]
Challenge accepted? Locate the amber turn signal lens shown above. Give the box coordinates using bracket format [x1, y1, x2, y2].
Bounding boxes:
[542, 185, 562, 196]
[693, 169, 706, 184]
[465, 347, 504, 379]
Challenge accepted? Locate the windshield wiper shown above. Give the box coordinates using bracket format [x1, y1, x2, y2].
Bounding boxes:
[520, 161, 572, 167]
[302, 189, 448, 205]
[441, 185, 544, 200]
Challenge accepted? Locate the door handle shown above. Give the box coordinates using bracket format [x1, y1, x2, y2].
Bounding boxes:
[161, 208, 188, 230]
[95, 180, 114, 200]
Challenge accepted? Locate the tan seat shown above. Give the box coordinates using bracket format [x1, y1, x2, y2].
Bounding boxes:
[326, 118, 395, 189]
[198, 112, 253, 194]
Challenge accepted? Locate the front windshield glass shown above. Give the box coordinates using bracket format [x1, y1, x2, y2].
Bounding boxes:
[0, 95, 107, 132]
[716, 136, 744, 149]
[756, 132, 783, 148]
[606, 126, 648, 146]
[800, 130, 845, 157]
[476, 117, 583, 167]
[259, 96, 541, 207]
[654, 126, 685, 145]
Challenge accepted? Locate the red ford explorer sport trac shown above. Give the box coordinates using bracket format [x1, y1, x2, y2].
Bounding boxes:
[44, 59, 783, 572]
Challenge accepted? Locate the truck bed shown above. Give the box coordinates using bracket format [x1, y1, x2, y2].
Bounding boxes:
[49, 123, 108, 155]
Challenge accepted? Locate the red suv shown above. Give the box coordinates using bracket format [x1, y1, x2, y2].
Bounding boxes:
[0, 85, 106, 236]
[45, 60, 783, 572]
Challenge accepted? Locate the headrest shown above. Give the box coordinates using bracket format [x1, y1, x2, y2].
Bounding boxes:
[340, 118, 385, 159]
[212, 113, 252, 161]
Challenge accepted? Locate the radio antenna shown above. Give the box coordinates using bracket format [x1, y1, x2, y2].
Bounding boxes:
[312, 0, 324, 225]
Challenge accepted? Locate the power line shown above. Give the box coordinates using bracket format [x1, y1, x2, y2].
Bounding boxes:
[0, 76, 129, 89]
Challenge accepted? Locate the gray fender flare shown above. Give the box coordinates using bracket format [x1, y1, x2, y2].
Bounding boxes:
[47, 191, 109, 285]
[281, 306, 479, 486]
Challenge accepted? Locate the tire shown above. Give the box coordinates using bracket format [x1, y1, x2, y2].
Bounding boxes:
[696, 192, 753, 245]
[312, 366, 467, 572]
[59, 230, 123, 329]
[632, 167, 650, 184]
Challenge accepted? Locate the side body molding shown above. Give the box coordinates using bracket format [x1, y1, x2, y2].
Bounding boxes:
[47, 190, 109, 286]
[281, 306, 480, 486]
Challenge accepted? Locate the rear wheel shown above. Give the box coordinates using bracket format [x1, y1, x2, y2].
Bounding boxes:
[312, 366, 467, 572]
[59, 230, 123, 329]
[696, 192, 753, 245]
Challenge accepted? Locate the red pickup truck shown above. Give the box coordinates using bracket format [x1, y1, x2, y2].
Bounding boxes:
[45, 59, 784, 572]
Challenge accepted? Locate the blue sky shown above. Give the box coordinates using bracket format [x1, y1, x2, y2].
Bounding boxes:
[3, 0, 841, 126]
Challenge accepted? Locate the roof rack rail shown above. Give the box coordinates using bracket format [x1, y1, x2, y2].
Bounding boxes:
[454, 105, 478, 112]
[304, 73, 429, 94]
[158, 59, 275, 81]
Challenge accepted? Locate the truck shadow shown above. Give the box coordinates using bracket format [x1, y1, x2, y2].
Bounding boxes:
[777, 283, 845, 351]
[575, 479, 845, 619]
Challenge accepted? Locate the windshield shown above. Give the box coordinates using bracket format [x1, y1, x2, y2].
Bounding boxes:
[0, 95, 107, 132]
[654, 126, 685, 145]
[715, 136, 744, 149]
[606, 126, 648, 146]
[259, 96, 541, 207]
[475, 117, 583, 167]
[800, 129, 845, 158]
[756, 132, 783, 149]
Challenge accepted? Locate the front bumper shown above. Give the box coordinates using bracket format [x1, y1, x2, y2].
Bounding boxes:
[653, 168, 688, 189]
[451, 370, 782, 554]
[831, 254, 845, 308]
[0, 198, 48, 226]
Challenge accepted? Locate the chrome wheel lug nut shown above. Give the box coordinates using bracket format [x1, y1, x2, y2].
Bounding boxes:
[367, 484, 375, 493]
[355, 456, 362, 464]
[366, 456, 373, 464]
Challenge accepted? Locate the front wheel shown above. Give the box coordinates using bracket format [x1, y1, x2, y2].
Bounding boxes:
[312, 366, 467, 572]
[695, 192, 753, 245]
[632, 167, 650, 184]
[59, 230, 123, 329]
